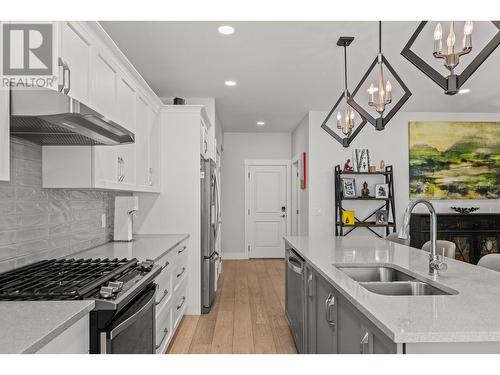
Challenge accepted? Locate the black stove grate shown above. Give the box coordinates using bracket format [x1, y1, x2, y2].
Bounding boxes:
[0, 258, 138, 301]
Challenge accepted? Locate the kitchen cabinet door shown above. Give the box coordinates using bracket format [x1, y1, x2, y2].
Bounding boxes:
[148, 110, 161, 190]
[90, 50, 118, 122]
[0, 88, 9, 181]
[306, 268, 337, 353]
[135, 96, 151, 188]
[337, 293, 397, 354]
[116, 76, 137, 186]
[59, 22, 91, 105]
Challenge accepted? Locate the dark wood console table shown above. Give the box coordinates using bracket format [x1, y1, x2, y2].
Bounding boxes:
[410, 213, 500, 264]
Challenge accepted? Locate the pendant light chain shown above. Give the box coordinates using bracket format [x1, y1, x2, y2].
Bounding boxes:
[379, 20, 382, 54]
[344, 45, 348, 91]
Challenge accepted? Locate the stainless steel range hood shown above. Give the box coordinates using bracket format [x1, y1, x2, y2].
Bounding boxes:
[10, 88, 135, 146]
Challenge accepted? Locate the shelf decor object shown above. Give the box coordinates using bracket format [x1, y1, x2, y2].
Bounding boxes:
[334, 164, 396, 238]
[451, 206, 480, 215]
[401, 21, 500, 95]
[321, 37, 367, 148]
[348, 22, 412, 131]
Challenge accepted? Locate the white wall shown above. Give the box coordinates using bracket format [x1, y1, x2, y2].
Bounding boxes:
[307, 111, 500, 238]
[292, 114, 309, 235]
[221, 132, 292, 259]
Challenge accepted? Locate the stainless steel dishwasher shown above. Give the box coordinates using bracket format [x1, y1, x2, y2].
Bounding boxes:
[285, 247, 306, 353]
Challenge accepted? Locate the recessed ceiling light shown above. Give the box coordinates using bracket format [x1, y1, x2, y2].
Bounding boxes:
[458, 88, 471, 94]
[224, 80, 237, 87]
[218, 25, 234, 35]
[256, 121, 265, 127]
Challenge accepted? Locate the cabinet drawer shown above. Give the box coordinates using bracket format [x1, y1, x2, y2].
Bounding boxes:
[173, 261, 188, 292]
[155, 267, 172, 308]
[155, 300, 172, 354]
[173, 279, 188, 329]
[174, 241, 188, 262]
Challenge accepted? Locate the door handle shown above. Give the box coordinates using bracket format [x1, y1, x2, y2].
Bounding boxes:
[324, 292, 335, 329]
[280, 214, 286, 218]
[155, 328, 169, 350]
[360, 331, 370, 354]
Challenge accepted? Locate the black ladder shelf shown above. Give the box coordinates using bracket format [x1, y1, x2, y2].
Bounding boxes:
[334, 165, 396, 238]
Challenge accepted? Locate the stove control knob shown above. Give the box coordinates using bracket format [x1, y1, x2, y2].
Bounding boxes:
[138, 260, 154, 272]
[99, 286, 115, 299]
[108, 281, 124, 293]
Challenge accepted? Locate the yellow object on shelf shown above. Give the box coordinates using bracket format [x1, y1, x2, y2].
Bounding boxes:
[342, 211, 355, 226]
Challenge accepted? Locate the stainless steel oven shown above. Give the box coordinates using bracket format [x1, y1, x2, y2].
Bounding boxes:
[92, 283, 157, 354]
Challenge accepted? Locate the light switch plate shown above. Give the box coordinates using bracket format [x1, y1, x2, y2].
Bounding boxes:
[101, 214, 106, 228]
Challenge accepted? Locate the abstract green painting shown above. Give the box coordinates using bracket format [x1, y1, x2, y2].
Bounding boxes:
[409, 122, 500, 200]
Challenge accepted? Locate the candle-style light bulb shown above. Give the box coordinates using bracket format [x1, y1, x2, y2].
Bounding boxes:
[368, 83, 375, 104]
[463, 21, 473, 50]
[434, 23, 443, 53]
[447, 22, 456, 54]
[385, 80, 392, 102]
[336, 111, 342, 129]
[464, 21, 473, 35]
[434, 23, 443, 40]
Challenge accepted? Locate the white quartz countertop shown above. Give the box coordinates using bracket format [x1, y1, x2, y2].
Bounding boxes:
[0, 301, 94, 353]
[68, 234, 190, 263]
[284, 235, 500, 344]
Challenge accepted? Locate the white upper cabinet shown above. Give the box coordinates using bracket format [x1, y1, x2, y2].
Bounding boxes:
[149, 110, 161, 189]
[59, 22, 91, 105]
[90, 51, 119, 123]
[42, 21, 161, 193]
[135, 96, 151, 188]
[0, 88, 9, 181]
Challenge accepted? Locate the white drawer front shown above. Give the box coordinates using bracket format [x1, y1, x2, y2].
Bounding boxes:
[173, 261, 188, 292]
[173, 279, 188, 330]
[155, 300, 172, 353]
[154, 266, 172, 308]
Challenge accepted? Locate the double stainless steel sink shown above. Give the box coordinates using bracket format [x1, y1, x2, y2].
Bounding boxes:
[336, 266, 458, 296]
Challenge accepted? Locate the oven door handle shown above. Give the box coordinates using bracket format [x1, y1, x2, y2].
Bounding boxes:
[109, 289, 156, 340]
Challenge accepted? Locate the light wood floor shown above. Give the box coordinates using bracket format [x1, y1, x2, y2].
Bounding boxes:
[166, 259, 297, 354]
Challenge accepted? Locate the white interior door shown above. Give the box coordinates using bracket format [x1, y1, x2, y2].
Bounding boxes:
[247, 164, 287, 258]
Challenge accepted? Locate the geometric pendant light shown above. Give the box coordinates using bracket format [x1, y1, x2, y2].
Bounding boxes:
[348, 21, 412, 131]
[321, 37, 367, 147]
[401, 21, 500, 95]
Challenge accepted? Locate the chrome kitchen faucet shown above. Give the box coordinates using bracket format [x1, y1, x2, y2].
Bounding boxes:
[399, 199, 447, 277]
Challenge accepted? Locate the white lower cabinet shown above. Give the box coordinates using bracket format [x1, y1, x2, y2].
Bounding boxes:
[36, 315, 90, 354]
[154, 239, 189, 354]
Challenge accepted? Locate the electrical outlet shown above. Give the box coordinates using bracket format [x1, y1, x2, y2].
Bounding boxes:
[101, 214, 106, 228]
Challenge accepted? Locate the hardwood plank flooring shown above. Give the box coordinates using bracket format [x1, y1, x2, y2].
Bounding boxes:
[166, 259, 297, 354]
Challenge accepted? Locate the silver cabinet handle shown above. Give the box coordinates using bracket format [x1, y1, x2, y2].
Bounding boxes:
[307, 274, 314, 297]
[176, 296, 186, 310]
[176, 267, 186, 278]
[324, 292, 335, 328]
[161, 260, 170, 271]
[177, 245, 187, 254]
[155, 289, 169, 306]
[148, 167, 153, 186]
[360, 331, 370, 354]
[58, 58, 70, 94]
[155, 327, 169, 350]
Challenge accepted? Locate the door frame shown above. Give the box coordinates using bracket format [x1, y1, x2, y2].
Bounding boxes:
[291, 154, 301, 236]
[244, 159, 291, 259]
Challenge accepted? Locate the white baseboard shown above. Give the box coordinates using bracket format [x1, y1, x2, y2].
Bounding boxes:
[221, 252, 248, 260]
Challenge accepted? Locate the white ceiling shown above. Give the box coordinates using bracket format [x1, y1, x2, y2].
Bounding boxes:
[100, 21, 500, 132]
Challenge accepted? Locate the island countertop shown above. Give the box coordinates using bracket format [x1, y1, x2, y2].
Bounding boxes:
[284, 235, 500, 344]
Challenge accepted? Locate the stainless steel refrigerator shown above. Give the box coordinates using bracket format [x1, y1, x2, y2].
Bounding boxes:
[201, 158, 220, 313]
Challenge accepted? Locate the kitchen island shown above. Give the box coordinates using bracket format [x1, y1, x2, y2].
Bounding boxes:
[284, 235, 500, 354]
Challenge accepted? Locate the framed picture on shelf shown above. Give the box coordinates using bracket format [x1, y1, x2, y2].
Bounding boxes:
[375, 210, 388, 225]
[353, 148, 371, 172]
[452, 236, 472, 263]
[342, 178, 357, 198]
[342, 210, 355, 225]
[375, 183, 389, 198]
